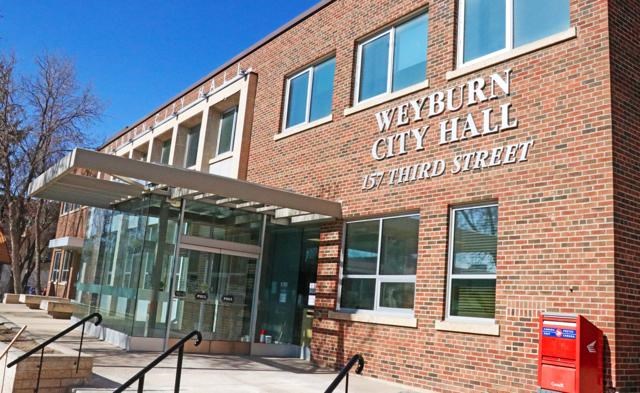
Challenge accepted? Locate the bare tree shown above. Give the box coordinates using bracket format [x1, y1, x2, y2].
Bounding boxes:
[0, 53, 101, 293]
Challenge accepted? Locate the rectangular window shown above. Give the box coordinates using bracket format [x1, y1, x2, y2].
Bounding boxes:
[184, 124, 200, 167]
[447, 204, 498, 320]
[284, 57, 336, 130]
[216, 108, 237, 156]
[356, 13, 428, 103]
[60, 252, 72, 282]
[459, 0, 570, 64]
[61, 202, 80, 214]
[160, 139, 171, 165]
[340, 214, 419, 313]
[51, 251, 61, 282]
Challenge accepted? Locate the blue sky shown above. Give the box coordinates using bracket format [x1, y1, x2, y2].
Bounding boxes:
[0, 0, 319, 147]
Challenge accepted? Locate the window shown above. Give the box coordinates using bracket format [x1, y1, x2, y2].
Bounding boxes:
[355, 13, 428, 103]
[51, 251, 61, 282]
[60, 252, 72, 282]
[61, 202, 80, 214]
[216, 108, 237, 156]
[459, 0, 570, 64]
[160, 139, 171, 165]
[340, 214, 419, 313]
[446, 204, 498, 320]
[184, 124, 200, 167]
[284, 57, 336, 130]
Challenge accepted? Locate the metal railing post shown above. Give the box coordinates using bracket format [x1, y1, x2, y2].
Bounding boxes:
[174, 345, 184, 393]
[324, 354, 365, 393]
[114, 330, 201, 393]
[76, 321, 86, 373]
[138, 375, 145, 393]
[35, 347, 44, 392]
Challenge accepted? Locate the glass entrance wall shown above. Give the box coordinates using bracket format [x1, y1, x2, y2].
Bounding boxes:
[75, 196, 180, 338]
[255, 224, 319, 347]
[171, 249, 256, 341]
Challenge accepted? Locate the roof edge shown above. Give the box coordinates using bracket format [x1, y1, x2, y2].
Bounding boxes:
[99, 0, 335, 150]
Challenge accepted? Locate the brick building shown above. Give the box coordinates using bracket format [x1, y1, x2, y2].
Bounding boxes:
[33, 0, 640, 391]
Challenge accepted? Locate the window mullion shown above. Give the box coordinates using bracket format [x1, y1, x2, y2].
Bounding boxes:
[305, 68, 313, 123]
[457, 0, 466, 67]
[387, 28, 395, 94]
[374, 218, 383, 311]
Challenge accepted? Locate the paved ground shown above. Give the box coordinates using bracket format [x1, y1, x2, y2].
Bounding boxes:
[0, 303, 430, 393]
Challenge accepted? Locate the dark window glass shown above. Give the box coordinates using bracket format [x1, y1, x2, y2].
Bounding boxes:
[217, 109, 236, 155]
[380, 216, 419, 275]
[340, 278, 375, 310]
[450, 279, 496, 318]
[380, 282, 415, 309]
[452, 206, 498, 275]
[160, 139, 171, 165]
[184, 124, 200, 167]
[344, 220, 379, 275]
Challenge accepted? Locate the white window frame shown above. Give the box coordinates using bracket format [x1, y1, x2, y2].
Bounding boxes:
[60, 251, 72, 282]
[445, 203, 498, 323]
[282, 57, 334, 132]
[183, 123, 201, 168]
[354, 12, 428, 105]
[338, 213, 419, 315]
[51, 251, 62, 282]
[215, 107, 238, 158]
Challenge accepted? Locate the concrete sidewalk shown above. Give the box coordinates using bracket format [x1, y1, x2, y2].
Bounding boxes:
[0, 303, 430, 393]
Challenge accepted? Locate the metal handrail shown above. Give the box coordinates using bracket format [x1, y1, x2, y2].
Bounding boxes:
[1, 325, 27, 393]
[324, 354, 365, 393]
[7, 312, 102, 392]
[113, 330, 202, 393]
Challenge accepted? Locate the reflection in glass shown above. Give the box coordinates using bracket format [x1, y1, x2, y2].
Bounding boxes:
[256, 225, 319, 346]
[359, 33, 390, 101]
[340, 278, 375, 310]
[380, 282, 415, 309]
[309, 58, 336, 121]
[393, 14, 428, 91]
[344, 220, 379, 275]
[514, 0, 569, 46]
[286, 71, 310, 128]
[172, 250, 256, 341]
[75, 196, 179, 338]
[463, 0, 506, 63]
[160, 139, 171, 165]
[452, 206, 498, 274]
[182, 199, 262, 245]
[184, 124, 200, 167]
[380, 215, 419, 275]
[450, 279, 496, 318]
[217, 108, 237, 156]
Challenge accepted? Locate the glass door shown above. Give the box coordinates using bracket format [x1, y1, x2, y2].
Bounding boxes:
[170, 248, 257, 343]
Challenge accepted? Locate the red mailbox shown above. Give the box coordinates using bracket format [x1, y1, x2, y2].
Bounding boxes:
[538, 313, 603, 393]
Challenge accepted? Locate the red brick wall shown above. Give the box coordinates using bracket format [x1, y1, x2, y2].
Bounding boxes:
[609, 0, 640, 391]
[85, 0, 628, 391]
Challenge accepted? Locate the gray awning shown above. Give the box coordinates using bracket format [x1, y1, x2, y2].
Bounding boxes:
[29, 148, 342, 220]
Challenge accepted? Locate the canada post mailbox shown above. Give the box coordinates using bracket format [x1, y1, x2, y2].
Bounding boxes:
[538, 313, 603, 393]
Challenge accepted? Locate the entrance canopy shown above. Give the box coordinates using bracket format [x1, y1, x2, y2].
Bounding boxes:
[29, 148, 342, 222]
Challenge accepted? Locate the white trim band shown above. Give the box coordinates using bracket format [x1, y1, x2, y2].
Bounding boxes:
[343, 79, 430, 117]
[435, 320, 500, 336]
[329, 311, 417, 328]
